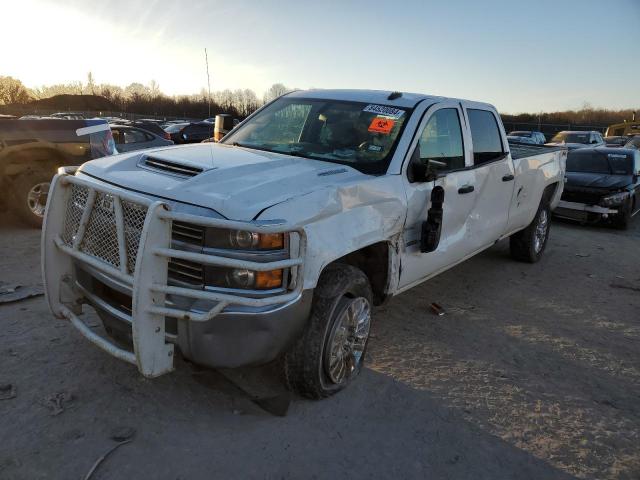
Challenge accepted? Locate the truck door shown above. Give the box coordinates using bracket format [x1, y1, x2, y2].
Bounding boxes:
[398, 102, 477, 290]
[463, 107, 515, 251]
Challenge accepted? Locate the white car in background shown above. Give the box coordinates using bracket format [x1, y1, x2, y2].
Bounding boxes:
[506, 130, 546, 145]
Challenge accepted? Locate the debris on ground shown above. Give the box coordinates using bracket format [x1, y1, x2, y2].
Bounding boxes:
[0, 383, 16, 400]
[575, 253, 591, 258]
[110, 426, 136, 442]
[430, 302, 446, 316]
[0, 283, 44, 304]
[83, 439, 133, 480]
[41, 391, 73, 416]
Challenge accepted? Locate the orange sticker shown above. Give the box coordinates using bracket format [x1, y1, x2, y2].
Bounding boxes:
[368, 117, 395, 134]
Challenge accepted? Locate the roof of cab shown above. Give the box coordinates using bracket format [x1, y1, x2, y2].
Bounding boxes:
[284, 89, 495, 110]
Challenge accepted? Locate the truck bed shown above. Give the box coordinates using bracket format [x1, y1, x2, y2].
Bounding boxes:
[508, 141, 566, 160]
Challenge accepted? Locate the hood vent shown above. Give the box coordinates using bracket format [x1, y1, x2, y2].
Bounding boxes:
[141, 156, 203, 178]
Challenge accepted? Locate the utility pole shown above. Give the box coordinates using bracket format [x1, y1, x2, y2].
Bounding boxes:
[205, 48, 212, 118]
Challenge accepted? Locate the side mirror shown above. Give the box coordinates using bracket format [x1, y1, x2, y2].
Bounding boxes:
[409, 148, 446, 183]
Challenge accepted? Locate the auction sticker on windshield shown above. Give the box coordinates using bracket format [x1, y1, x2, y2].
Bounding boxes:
[368, 117, 395, 134]
[363, 104, 405, 119]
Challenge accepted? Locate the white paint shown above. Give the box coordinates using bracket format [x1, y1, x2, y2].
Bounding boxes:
[43, 89, 566, 375]
[75, 123, 111, 137]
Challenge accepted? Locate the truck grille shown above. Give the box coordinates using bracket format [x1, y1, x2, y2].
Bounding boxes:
[61, 184, 148, 274]
[562, 187, 605, 206]
[61, 184, 203, 286]
[171, 221, 204, 246]
[168, 258, 204, 285]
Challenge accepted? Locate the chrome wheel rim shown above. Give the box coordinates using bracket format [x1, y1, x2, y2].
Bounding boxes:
[27, 182, 50, 217]
[534, 209, 549, 253]
[324, 297, 371, 384]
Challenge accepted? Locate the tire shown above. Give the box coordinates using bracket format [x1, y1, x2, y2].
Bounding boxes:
[283, 263, 373, 399]
[510, 202, 551, 263]
[10, 171, 54, 228]
[612, 198, 633, 230]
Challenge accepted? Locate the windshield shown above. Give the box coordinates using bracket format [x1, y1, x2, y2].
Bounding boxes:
[509, 131, 532, 137]
[566, 150, 633, 175]
[625, 136, 640, 149]
[551, 132, 590, 144]
[222, 97, 412, 174]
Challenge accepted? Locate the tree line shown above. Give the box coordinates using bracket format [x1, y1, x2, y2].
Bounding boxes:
[0, 73, 636, 125]
[0, 73, 289, 119]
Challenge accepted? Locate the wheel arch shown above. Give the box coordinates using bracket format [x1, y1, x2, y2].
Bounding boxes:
[542, 181, 560, 206]
[324, 240, 398, 306]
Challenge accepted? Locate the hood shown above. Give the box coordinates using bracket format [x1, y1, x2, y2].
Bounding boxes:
[565, 172, 632, 191]
[78, 143, 369, 221]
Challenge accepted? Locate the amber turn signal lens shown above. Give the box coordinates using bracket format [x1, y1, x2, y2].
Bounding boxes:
[255, 269, 283, 289]
[258, 233, 284, 249]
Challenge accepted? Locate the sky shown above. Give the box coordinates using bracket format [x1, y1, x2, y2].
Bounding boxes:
[2, 0, 639, 113]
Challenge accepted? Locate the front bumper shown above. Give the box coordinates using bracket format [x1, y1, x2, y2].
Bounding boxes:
[554, 200, 618, 222]
[42, 171, 307, 377]
[75, 262, 313, 368]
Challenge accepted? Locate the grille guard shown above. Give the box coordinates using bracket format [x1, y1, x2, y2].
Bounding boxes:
[42, 171, 306, 377]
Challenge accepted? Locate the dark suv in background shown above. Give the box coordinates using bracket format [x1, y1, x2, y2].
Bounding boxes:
[0, 119, 116, 226]
[165, 122, 214, 144]
[556, 147, 640, 229]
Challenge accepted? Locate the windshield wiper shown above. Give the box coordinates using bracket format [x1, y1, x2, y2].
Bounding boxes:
[232, 142, 273, 153]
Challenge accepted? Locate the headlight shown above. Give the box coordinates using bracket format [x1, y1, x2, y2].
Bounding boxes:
[170, 222, 289, 291]
[206, 228, 285, 251]
[600, 191, 629, 207]
[206, 266, 283, 290]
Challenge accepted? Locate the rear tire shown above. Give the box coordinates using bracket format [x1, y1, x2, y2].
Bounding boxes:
[510, 202, 551, 263]
[283, 264, 373, 399]
[10, 171, 54, 228]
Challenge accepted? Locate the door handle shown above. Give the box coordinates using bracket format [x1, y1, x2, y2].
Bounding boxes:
[458, 185, 475, 194]
[502, 174, 515, 182]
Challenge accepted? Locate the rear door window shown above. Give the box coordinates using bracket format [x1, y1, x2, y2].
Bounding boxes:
[467, 109, 504, 165]
[124, 128, 150, 144]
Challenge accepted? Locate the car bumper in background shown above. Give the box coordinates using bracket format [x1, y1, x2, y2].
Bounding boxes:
[554, 200, 618, 222]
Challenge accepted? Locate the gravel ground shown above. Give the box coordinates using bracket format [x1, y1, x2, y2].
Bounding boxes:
[0, 214, 638, 480]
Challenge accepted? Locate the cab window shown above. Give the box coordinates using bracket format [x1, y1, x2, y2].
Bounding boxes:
[124, 128, 150, 144]
[415, 108, 465, 172]
[467, 109, 504, 165]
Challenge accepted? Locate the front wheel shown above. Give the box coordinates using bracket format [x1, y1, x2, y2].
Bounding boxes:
[510, 202, 551, 263]
[283, 264, 373, 399]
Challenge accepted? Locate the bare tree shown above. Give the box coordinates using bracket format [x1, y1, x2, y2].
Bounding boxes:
[86, 72, 96, 95]
[0, 76, 31, 104]
[148, 80, 161, 98]
[263, 83, 288, 104]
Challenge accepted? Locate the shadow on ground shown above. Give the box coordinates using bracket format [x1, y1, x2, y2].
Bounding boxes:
[1, 218, 639, 479]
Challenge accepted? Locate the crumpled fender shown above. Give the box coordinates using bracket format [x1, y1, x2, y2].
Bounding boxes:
[258, 175, 408, 290]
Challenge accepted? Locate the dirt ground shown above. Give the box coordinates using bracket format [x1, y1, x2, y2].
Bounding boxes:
[1, 214, 639, 480]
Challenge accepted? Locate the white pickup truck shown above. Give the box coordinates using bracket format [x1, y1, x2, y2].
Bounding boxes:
[42, 89, 567, 399]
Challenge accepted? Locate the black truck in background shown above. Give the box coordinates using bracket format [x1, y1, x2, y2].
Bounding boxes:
[0, 119, 116, 227]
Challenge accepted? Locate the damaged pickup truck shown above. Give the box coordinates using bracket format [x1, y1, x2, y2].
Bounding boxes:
[555, 147, 640, 229]
[42, 90, 567, 399]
